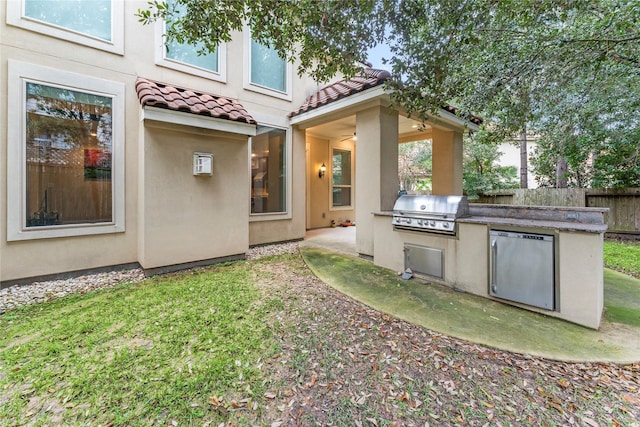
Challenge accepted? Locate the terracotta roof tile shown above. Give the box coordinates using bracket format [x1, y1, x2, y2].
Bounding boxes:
[290, 68, 391, 117]
[136, 77, 256, 125]
[290, 68, 482, 125]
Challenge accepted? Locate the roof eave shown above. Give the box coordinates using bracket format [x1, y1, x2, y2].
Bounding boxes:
[429, 108, 481, 133]
[290, 85, 389, 128]
[142, 106, 257, 136]
[291, 86, 480, 133]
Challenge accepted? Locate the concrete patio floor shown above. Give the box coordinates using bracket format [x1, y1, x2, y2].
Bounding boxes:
[302, 226, 357, 256]
[300, 227, 640, 363]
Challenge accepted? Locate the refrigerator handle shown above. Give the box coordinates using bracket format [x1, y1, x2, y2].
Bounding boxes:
[490, 239, 497, 293]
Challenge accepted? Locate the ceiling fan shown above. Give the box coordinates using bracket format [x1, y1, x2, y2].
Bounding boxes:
[340, 132, 357, 142]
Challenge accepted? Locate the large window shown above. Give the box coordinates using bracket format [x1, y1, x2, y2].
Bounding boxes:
[7, 0, 124, 54]
[24, 0, 112, 41]
[244, 31, 292, 100]
[8, 60, 125, 241]
[250, 127, 287, 214]
[332, 149, 352, 208]
[25, 83, 113, 227]
[250, 40, 286, 92]
[155, 0, 226, 81]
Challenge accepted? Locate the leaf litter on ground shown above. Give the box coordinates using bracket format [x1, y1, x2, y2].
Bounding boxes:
[1, 251, 638, 426]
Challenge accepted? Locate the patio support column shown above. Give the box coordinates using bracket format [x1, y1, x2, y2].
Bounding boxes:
[431, 128, 463, 196]
[355, 106, 399, 257]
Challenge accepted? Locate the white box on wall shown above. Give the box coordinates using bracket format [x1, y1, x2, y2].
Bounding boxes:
[193, 152, 213, 176]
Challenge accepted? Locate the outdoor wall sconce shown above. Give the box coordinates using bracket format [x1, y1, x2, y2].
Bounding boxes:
[319, 162, 326, 178]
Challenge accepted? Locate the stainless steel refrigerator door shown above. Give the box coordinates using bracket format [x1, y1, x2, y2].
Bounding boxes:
[489, 230, 555, 310]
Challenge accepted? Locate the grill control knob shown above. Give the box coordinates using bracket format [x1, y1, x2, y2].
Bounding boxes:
[443, 223, 450, 228]
[430, 221, 435, 226]
[417, 220, 423, 225]
[406, 219, 412, 224]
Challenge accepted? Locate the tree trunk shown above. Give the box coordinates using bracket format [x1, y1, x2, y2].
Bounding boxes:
[556, 156, 568, 188]
[519, 130, 528, 189]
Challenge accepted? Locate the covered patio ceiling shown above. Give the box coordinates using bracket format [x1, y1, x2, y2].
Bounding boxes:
[306, 114, 432, 144]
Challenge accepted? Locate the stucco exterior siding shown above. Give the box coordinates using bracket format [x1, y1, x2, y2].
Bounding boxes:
[138, 125, 249, 269]
[1, 0, 319, 283]
[373, 215, 604, 329]
[355, 106, 399, 257]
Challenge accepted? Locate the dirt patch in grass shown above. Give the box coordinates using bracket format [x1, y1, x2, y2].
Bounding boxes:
[2, 331, 42, 352]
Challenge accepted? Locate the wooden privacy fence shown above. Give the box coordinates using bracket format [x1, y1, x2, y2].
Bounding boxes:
[474, 188, 640, 234]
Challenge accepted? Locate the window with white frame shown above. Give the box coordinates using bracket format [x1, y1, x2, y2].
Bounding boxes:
[332, 148, 353, 208]
[6, 0, 124, 54]
[244, 31, 292, 100]
[250, 126, 287, 214]
[7, 60, 125, 241]
[155, 0, 226, 81]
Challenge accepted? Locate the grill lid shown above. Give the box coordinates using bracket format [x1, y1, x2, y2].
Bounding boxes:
[393, 195, 469, 219]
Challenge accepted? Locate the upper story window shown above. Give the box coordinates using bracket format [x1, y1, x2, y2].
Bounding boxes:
[155, 0, 226, 81]
[244, 30, 292, 100]
[6, 0, 124, 54]
[7, 60, 125, 241]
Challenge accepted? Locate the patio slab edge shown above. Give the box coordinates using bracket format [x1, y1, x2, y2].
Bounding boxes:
[299, 246, 640, 364]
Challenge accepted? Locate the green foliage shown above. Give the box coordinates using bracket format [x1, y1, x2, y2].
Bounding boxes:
[463, 128, 519, 198]
[137, 1, 640, 186]
[137, 0, 388, 83]
[398, 140, 432, 192]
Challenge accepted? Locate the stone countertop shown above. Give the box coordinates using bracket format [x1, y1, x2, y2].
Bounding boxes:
[373, 204, 608, 233]
[457, 216, 608, 233]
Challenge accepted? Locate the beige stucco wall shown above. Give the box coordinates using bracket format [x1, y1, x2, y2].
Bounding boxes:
[306, 134, 356, 229]
[373, 219, 479, 287]
[138, 124, 249, 269]
[1, 1, 320, 282]
[0, 4, 142, 282]
[556, 231, 604, 328]
[355, 107, 399, 256]
[431, 128, 463, 196]
[373, 216, 604, 329]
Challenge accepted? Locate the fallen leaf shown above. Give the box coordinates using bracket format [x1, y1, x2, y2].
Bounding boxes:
[548, 401, 563, 413]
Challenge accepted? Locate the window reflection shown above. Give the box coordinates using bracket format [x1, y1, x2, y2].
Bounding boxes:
[25, 83, 113, 227]
[251, 127, 286, 214]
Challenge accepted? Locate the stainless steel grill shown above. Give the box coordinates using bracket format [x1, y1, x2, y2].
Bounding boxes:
[392, 195, 469, 235]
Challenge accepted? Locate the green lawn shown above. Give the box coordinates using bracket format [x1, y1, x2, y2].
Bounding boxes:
[0, 262, 282, 425]
[604, 239, 640, 278]
[1, 241, 638, 425]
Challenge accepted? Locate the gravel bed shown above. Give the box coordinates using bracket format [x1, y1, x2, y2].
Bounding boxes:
[0, 242, 300, 313]
[0, 269, 146, 313]
[246, 241, 300, 260]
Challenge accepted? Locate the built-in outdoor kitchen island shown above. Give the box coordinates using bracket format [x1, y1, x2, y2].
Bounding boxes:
[373, 197, 608, 329]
